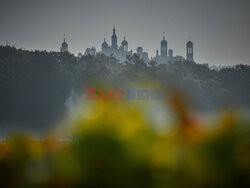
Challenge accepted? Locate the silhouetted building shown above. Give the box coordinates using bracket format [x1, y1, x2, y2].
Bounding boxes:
[137, 47, 143, 55]
[83, 27, 194, 65]
[121, 36, 128, 52]
[174, 55, 185, 62]
[85, 47, 96, 56]
[100, 27, 133, 62]
[111, 27, 118, 50]
[60, 35, 68, 53]
[102, 38, 108, 53]
[154, 35, 169, 64]
[153, 34, 190, 64]
[161, 36, 168, 56]
[186, 40, 194, 62]
[168, 49, 173, 63]
[137, 47, 149, 62]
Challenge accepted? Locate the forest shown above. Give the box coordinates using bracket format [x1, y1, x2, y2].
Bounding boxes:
[0, 45, 250, 133]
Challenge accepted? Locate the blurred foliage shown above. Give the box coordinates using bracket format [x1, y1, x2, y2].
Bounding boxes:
[0, 98, 250, 188]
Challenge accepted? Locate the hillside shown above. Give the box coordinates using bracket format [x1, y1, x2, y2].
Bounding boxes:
[0, 46, 250, 132]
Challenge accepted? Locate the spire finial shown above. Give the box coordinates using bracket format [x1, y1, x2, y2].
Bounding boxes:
[163, 32, 166, 40]
[63, 34, 66, 42]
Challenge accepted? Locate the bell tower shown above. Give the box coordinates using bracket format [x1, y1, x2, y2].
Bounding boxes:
[186, 38, 194, 62]
[161, 33, 168, 56]
[111, 26, 118, 49]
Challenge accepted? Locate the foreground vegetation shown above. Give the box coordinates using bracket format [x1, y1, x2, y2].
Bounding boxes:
[0, 98, 250, 187]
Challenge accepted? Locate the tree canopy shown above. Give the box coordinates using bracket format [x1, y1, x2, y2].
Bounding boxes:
[0, 46, 249, 132]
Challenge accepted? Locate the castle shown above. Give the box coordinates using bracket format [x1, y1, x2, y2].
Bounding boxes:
[60, 27, 194, 64]
[100, 27, 133, 63]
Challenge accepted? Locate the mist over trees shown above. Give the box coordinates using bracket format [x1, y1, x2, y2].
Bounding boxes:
[0, 46, 250, 133]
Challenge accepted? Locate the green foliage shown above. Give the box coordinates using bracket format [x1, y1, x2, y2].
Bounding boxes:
[0, 46, 250, 131]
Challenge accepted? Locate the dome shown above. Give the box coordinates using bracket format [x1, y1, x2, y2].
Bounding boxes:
[102, 40, 108, 49]
[122, 39, 128, 46]
[62, 41, 68, 48]
[61, 34, 68, 48]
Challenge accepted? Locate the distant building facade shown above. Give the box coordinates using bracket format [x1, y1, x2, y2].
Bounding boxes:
[100, 27, 133, 62]
[136, 47, 149, 62]
[186, 40, 194, 62]
[85, 47, 96, 56]
[153, 35, 193, 64]
[80, 27, 195, 64]
[60, 35, 68, 53]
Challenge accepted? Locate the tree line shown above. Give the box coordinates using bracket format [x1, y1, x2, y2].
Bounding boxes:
[0, 46, 249, 132]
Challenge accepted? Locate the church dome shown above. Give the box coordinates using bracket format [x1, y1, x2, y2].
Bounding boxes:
[62, 41, 68, 48]
[122, 38, 128, 46]
[122, 39, 128, 46]
[102, 39, 108, 49]
[60, 35, 68, 53]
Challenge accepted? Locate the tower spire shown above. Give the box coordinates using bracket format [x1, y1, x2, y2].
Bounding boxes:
[186, 38, 194, 62]
[111, 26, 118, 49]
[60, 34, 68, 53]
[161, 32, 167, 56]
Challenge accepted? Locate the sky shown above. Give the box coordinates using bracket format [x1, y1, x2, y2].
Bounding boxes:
[0, 0, 250, 65]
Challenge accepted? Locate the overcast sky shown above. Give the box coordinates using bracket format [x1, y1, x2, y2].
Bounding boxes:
[0, 0, 250, 65]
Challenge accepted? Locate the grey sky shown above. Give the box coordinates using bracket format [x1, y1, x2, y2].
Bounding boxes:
[0, 0, 250, 65]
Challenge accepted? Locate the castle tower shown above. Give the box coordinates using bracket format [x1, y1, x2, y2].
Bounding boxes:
[137, 47, 143, 56]
[186, 39, 194, 62]
[102, 37, 108, 52]
[60, 34, 68, 53]
[111, 26, 118, 49]
[168, 49, 173, 63]
[121, 36, 128, 52]
[156, 50, 159, 57]
[161, 35, 168, 56]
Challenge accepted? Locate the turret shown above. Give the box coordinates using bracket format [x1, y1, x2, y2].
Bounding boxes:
[161, 35, 168, 56]
[121, 36, 128, 52]
[60, 34, 68, 53]
[102, 38, 108, 52]
[111, 26, 118, 49]
[186, 39, 194, 62]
